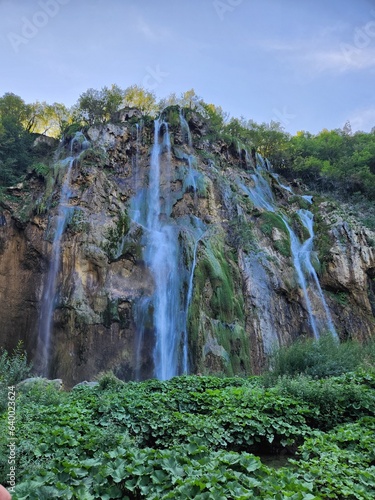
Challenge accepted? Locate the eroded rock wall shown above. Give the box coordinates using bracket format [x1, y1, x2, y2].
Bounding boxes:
[0, 111, 374, 385]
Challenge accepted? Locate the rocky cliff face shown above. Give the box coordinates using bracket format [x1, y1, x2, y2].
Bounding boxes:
[0, 108, 374, 386]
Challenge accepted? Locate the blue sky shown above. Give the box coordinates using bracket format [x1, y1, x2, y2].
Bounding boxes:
[1, 0, 374, 134]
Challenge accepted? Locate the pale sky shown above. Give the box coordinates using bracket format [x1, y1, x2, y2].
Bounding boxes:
[1, 0, 374, 134]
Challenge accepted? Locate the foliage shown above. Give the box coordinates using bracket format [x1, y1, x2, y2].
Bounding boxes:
[0, 341, 32, 387]
[0, 342, 32, 411]
[97, 371, 125, 390]
[275, 373, 375, 430]
[278, 128, 375, 201]
[25, 101, 71, 137]
[1, 370, 374, 498]
[123, 85, 158, 116]
[290, 417, 375, 498]
[102, 211, 131, 260]
[76, 84, 124, 125]
[267, 334, 375, 380]
[0, 92, 62, 188]
[31, 162, 49, 179]
[228, 215, 256, 252]
[0, 112, 34, 186]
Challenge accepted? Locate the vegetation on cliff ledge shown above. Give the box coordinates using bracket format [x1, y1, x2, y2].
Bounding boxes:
[1, 86, 374, 219]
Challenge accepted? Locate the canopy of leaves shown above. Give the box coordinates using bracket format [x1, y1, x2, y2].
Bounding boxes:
[123, 84, 158, 116]
[76, 84, 123, 125]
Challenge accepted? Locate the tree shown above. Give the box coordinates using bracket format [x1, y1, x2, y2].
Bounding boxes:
[123, 85, 158, 116]
[77, 88, 106, 125]
[77, 85, 124, 125]
[0, 114, 33, 185]
[180, 88, 201, 110]
[0, 93, 29, 127]
[104, 84, 124, 117]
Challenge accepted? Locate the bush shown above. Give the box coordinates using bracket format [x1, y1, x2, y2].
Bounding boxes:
[0, 342, 32, 387]
[0, 341, 33, 413]
[266, 334, 371, 380]
[97, 370, 125, 390]
[275, 374, 375, 430]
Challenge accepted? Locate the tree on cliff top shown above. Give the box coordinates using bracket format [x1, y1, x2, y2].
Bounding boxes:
[123, 85, 158, 116]
[77, 84, 123, 125]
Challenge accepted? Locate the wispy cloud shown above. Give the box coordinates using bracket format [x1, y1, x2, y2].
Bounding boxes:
[135, 17, 168, 42]
[303, 46, 375, 73]
[250, 18, 375, 76]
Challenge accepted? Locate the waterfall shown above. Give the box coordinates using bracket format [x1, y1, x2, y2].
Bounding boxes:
[132, 119, 203, 380]
[36, 133, 88, 375]
[148, 121, 183, 379]
[293, 210, 337, 338]
[179, 110, 192, 147]
[37, 157, 74, 375]
[238, 170, 275, 212]
[239, 155, 337, 339]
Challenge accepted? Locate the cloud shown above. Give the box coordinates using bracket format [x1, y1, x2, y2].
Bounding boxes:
[249, 18, 375, 75]
[135, 17, 168, 42]
[304, 45, 375, 73]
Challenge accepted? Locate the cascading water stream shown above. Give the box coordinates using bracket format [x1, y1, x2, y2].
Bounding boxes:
[132, 121, 181, 379]
[293, 210, 337, 338]
[239, 155, 337, 339]
[36, 159, 74, 375]
[36, 133, 88, 375]
[182, 218, 206, 374]
[131, 119, 205, 379]
[179, 110, 192, 147]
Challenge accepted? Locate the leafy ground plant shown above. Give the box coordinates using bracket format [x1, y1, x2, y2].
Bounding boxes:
[0, 370, 373, 498]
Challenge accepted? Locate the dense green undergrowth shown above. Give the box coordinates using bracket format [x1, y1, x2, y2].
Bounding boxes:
[0, 362, 374, 498]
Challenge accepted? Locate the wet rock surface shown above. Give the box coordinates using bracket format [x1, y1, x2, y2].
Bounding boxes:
[0, 114, 374, 385]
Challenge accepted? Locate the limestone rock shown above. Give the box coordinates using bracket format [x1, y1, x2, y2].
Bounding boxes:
[0, 113, 374, 386]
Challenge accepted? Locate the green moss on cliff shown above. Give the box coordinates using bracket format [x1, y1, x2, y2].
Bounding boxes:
[102, 211, 131, 260]
[103, 298, 120, 328]
[188, 231, 250, 375]
[259, 211, 288, 237]
[311, 209, 334, 269]
[259, 211, 291, 258]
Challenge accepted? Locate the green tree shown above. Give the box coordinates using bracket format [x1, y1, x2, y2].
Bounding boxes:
[0, 92, 29, 127]
[0, 93, 35, 186]
[123, 85, 157, 116]
[77, 84, 124, 125]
